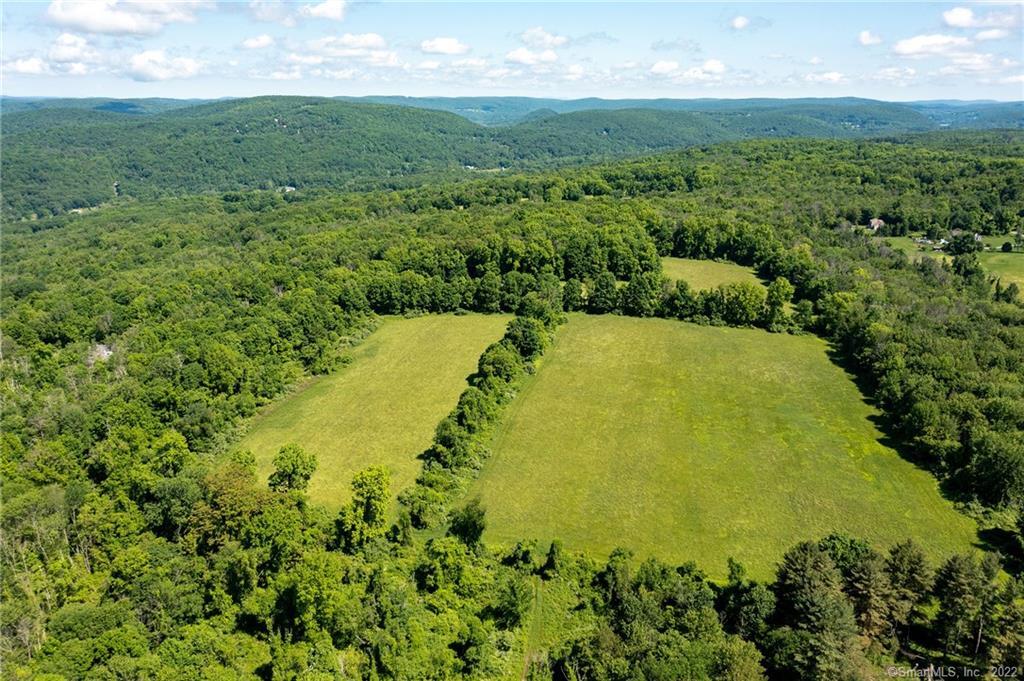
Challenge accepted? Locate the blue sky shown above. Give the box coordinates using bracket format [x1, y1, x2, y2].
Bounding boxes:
[2, 1, 1021, 100]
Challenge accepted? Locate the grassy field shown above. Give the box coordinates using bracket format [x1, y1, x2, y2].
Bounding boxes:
[469, 315, 979, 580]
[877, 235, 1023, 282]
[240, 314, 509, 510]
[981, 251, 1024, 288]
[661, 257, 763, 290]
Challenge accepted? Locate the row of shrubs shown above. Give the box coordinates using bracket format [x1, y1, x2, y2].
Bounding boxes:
[398, 294, 564, 529]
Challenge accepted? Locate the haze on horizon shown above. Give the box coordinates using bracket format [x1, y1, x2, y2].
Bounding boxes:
[1, 1, 1022, 102]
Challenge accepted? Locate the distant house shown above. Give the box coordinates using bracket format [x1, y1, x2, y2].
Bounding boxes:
[869, 218, 885, 231]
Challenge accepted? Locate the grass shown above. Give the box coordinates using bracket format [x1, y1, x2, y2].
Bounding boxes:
[240, 314, 509, 510]
[469, 315, 979, 580]
[661, 257, 763, 290]
[981, 251, 1024, 288]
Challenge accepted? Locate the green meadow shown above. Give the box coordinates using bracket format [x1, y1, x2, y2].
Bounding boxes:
[981, 251, 1024, 288]
[469, 315, 978, 580]
[240, 314, 509, 509]
[661, 257, 763, 290]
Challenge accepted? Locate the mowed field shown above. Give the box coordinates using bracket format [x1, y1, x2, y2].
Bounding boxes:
[470, 315, 978, 580]
[877, 235, 1023, 288]
[661, 257, 763, 290]
[241, 314, 509, 509]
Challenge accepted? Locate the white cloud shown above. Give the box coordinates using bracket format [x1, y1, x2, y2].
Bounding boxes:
[1000, 73, 1024, 84]
[521, 26, 568, 48]
[49, 33, 99, 63]
[651, 58, 727, 83]
[420, 37, 469, 55]
[287, 53, 324, 65]
[943, 6, 1020, 28]
[505, 47, 557, 65]
[701, 58, 726, 74]
[46, 0, 208, 36]
[565, 64, 585, 80]
[414, 60, 441, 70]
[312, 33, 386, 52]
[809, 55, 824, 65]
[128, 49, 202, 81]
[650, 60, 679, 75]
[873, 66, 916, 83]
[363, 50, 400, 68]
[730, 15, 750, 30]
[892, 34, 971, 56]
[975, 28, 1010, 40]
[315, 67, 356, 79]
[248, 1, 295, 26]
[452, 57, 487, 70]
[242, 34, 275, 49]
[300, 0, 346, 21]
[858, 30, 882, 45]
[804, 71, 846, 84]
[267, 67, 303, 80]
[5, 57, 51, 75]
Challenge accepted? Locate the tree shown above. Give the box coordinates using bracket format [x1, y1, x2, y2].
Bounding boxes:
[588, 272, 619, 314]
[884, 539, 932, 643]
[337, 466, 390, 552]
[562, 278, 585, 311]
[504, 316, 548, 360]
[620, 271, 661, 317]
[267, 444, 317, 493]
[448, 498, 486, 549]
[762, 277, 794, 331]
[772, 542, 859, 679]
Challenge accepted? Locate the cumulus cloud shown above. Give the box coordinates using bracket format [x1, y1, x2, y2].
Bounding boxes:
[873, 66, 916, 84]
[49, 33, 99, 63]
[5, 57, 51, 75]
[975, 28, 1010, 40]
[128, 49, 202, 81]
[730, 15, 750, 30]
[309, 33, 386, 55]
[809, 56, 824, 65]
[650, 60, 679, 75]
[414, 60, 441, 70]
[859, 30, 882, 45]
[242, 34, 275, 49]
[505, 47, 557, 65]
[804, 71, 846, 84]
[300, 0, 346, 21]
[892, 34, 971, 56]
[248, 1, 295, 26]
[46, 0, 208, 35]
[420, 37, 469, 55]
[650, 58, 727, 83]
[565, 64, 585, 80]
[520, 26, 568, 48]
[942, 6, 1020, 28]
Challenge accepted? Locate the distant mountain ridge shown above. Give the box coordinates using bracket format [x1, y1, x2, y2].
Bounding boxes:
[2, 95, 1021, 218]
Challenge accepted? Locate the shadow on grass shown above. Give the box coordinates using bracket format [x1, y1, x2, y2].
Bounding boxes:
[823, 344, 975, 507]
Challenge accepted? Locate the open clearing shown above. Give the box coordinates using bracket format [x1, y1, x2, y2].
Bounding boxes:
[470, 315, 978, 580]
[877, 236, 1023, 289]
[241, 314, 509, 509]
[661, 257, 763, 290]
[982, 251, 1024, 288]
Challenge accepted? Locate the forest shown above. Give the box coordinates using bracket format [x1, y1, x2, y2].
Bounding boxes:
[2, 124, 1024, 679]
[2, 96, 1022, 220]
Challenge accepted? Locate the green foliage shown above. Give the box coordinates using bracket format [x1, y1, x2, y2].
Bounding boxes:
[268, 444, 317, 493]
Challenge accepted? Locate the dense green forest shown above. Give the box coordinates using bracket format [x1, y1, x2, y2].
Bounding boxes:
[3, 96, 1022, 220]
[3, 132, 1024, 679]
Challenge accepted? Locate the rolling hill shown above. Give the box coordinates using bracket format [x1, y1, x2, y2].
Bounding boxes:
[3, 95, 1021, 219]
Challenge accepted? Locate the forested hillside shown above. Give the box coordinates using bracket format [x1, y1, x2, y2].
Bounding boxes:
[3, 133, 1024, 679]
[4, 95, 1021, 220]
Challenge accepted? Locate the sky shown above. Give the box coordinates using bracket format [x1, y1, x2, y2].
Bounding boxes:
[1, 1, 1022, 101]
